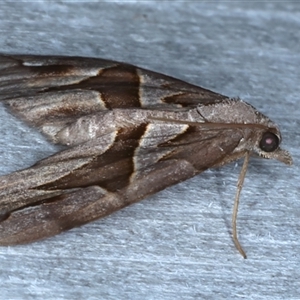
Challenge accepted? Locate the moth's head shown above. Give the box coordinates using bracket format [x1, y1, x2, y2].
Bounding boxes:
[200, 99, 294, 166]
[248, 126, 292, 165]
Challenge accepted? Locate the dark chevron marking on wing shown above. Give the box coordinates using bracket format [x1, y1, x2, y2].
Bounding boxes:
[43, 64, 142, 109]
[131, 122, 189, 179]
[137, 68, 228, 107]
[74, 64, 141, 109]
[37, 123, 148, 192]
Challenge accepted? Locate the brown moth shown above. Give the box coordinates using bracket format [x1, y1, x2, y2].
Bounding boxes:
[0, 54, 292, 258]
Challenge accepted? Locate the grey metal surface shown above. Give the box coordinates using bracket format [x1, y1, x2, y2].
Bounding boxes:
[0, 1, 299, 299]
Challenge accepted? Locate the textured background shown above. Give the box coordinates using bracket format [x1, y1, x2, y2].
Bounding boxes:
[0, 1, 299, 299]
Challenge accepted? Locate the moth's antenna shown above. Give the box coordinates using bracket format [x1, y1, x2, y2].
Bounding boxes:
[232, 151, 250, 259]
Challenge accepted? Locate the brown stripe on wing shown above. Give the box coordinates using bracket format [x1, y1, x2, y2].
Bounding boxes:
[5, 90, 107, 127]
[162, 88, 228, 107]
[158, 125, 243, 171]
[31, 63, 142, 110]
[37, 123, 148, 192]
[96, 64, 141, 109]
[131, 122, 189, 180]
[42, 64, 142, 109]
[0, 61, 105, 95]
[137, 67, 228, 108]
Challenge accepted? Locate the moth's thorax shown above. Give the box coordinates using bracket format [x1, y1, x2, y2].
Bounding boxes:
[196, 99, 276, 127]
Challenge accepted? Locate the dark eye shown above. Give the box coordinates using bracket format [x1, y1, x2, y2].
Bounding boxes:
[259, 132, 279, 152]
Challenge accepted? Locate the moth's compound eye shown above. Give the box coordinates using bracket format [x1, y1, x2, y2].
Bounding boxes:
[259, 132, 279, 152]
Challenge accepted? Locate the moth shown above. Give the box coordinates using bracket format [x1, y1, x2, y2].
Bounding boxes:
[0, 54, 292, 258]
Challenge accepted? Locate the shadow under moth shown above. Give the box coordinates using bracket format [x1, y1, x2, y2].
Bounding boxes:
[0, 54, 292, 258]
